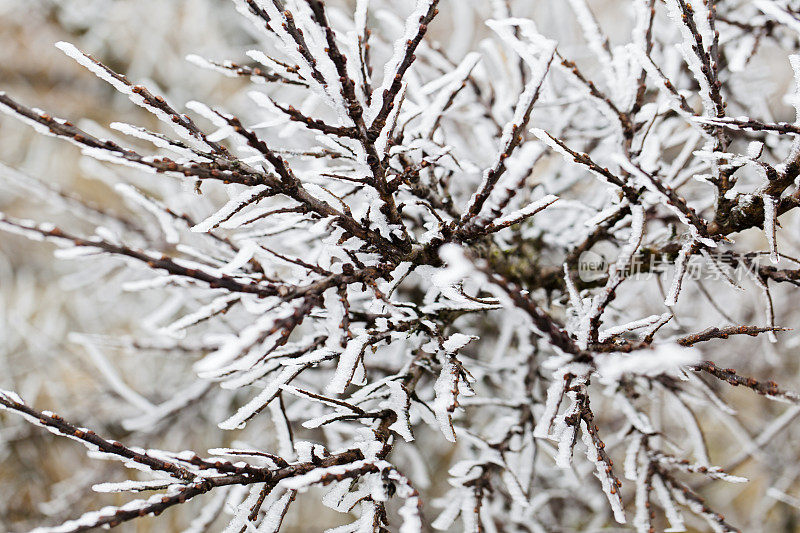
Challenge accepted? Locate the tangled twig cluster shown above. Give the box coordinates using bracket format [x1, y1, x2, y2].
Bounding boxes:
[3, 0, 800, 531]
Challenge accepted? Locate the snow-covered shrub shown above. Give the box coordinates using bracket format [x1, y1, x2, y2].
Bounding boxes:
[3, 0, 800, 531]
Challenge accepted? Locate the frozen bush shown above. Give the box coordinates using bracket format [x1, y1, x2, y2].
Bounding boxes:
[3, 0, 800, 531]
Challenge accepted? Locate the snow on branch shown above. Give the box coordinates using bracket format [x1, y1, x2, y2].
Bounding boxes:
[3, 0, 800, 530]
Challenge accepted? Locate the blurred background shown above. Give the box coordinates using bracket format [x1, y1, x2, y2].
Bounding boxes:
[0, 2, 263, 530]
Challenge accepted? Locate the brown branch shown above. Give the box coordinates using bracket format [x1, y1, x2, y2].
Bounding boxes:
[677, 325, 788, 346]
[692, 360, 800, 402]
